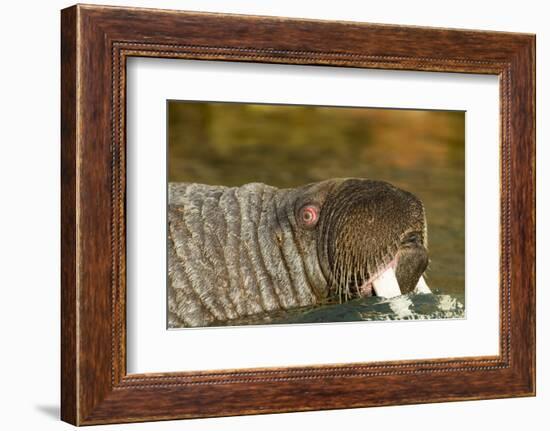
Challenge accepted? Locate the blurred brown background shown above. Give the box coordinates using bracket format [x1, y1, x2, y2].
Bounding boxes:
[168, 101, 465, 297]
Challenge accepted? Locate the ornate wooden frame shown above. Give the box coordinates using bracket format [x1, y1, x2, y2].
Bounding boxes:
[61, 4, 535, 425]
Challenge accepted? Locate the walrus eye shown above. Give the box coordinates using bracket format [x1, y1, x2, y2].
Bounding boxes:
[298, 204, 319, 228]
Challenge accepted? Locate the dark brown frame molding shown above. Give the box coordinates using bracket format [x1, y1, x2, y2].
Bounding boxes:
[61, 4, 535, 425]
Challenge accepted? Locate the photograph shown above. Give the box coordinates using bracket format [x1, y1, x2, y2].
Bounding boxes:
[167, 101, 466, 328]
[50, 2, 536, 426]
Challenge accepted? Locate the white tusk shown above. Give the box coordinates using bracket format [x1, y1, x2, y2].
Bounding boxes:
[414, 275, 431, 294]
[372, 268, 402, 298]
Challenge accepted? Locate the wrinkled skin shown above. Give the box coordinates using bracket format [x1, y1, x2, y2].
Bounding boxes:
[168, 178, 428, 327]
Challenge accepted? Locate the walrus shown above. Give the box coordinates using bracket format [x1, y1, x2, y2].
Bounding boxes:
[168, 178, 431, 328]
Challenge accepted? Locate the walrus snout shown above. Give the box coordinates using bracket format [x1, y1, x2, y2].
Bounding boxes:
[316, 178, 430, 301]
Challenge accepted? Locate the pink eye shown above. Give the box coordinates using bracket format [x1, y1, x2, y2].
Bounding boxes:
[299, 205, 319, 227]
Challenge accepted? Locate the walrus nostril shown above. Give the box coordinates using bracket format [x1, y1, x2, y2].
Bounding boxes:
[400, 231, 424, 248]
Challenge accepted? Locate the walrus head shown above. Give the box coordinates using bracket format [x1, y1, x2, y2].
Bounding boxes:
[285, 178, 429, 303]
[168, 178, 431, 326]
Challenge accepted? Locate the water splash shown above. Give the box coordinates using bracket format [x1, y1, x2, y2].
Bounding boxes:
[275, 292, 465, 324]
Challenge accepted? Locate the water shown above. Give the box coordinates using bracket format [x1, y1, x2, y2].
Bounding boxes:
[218, 292, 465, 327]
[168, 102, 465, 325]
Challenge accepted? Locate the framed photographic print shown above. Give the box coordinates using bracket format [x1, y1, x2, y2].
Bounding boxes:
[61, 4, 535, 425]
